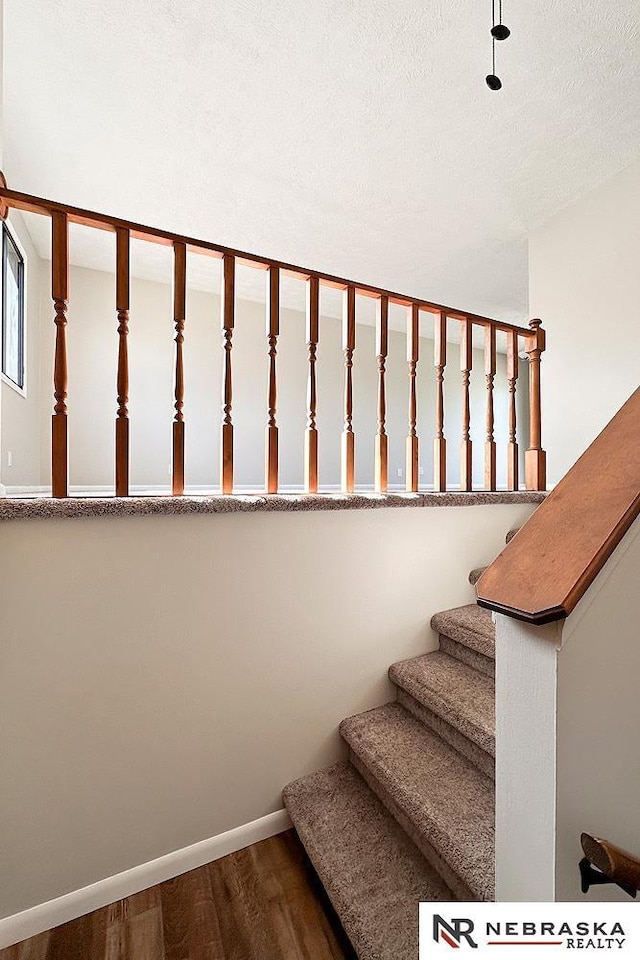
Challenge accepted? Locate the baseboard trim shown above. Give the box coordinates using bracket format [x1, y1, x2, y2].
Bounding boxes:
[0, 808, 292, 949]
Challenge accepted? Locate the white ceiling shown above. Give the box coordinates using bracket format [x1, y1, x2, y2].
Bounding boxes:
[4, 0, 640, 325]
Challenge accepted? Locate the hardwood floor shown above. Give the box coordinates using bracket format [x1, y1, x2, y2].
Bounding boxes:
[0, 831, 356, 960]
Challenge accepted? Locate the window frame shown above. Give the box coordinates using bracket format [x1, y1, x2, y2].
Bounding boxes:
[1, 219, 27, 396]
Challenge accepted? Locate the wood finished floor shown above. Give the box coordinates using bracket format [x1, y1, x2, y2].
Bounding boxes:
[0, 831, 356, 960]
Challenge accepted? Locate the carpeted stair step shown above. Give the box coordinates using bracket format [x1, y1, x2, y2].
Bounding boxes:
[340, 701, 494, 901]
[389, 651, 494, 779]
[438, 634, 494, 678]
[394, 686, 494, 781]
[431, 603, 496, 672]
[468, 566, 486, 585]
[283, 761, 454, 960]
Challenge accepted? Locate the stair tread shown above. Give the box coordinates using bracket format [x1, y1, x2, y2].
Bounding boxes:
[283, 761, 453, 960]
[340, 701, 494, 901]
[469, 566, 487, 585]
[389, 651, 495, 757]
[431, 604, 495, 659]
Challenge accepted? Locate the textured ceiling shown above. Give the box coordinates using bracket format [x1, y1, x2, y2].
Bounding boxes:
[4, 1, 640, 324]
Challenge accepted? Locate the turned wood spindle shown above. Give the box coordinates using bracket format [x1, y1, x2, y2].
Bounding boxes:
[342, 286, 356, 493]
[434, 311, 447, 492]
[375, 296, 389, 493]
[405, 304, 420, 492]
[51, 212, 69, 498]
[220, 254, 235, 494]
[265, 266, 280, 494]
[172, 242, 187, 496]
[305, 276, 320, 493]
[115, 228, 130, 497]
[507, 329, 519, 491]
[484, 325, 497, 490]
[525, 318, 547, 491]
[460, 317, 473, 492]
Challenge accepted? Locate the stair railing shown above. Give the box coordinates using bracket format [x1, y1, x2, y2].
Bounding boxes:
[0, 174, 547, 498]
[477, 387, 640, 623]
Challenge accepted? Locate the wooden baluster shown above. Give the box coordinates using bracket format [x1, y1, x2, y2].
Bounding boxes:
[484, 325, 497, 490]
[375, 296, 389, 493]
[434, 310, 447, 492]
[460, 317, 473, 491]
[265, 266, 279, 493]
[507, 329, 519, 491]
[220, 254, 235, 494]
[172, 241, 187, 496]
[51, 212, 69, 498]
[406, 304, 419, 492]
[305, 276, 319, 493]
[525, 318, 547, 491]
[342, 286, 356, 493]
[115, 228, 130, 496]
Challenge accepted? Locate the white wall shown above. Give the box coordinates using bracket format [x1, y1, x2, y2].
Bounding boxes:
[495, 517, 640, 902]
[0, 253, 530, 493]
[556, 517, 640, 901]
[529, 160, 640, 485]
[0, 211, 43, 487]
[0, 501, 537, 918]
[495, 616, 560, 902]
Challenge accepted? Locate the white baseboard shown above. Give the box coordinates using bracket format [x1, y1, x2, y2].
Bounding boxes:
[0, 808, 292, 950]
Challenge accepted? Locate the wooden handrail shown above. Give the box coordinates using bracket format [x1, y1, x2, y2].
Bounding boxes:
[581, 833, 640, 895]
[0, 176, 549, 498]
[0, 183, 532, 335]
[477, 388, 640, 624]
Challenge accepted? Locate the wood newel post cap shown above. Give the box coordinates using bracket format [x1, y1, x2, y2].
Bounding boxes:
[526, 318, 546, 352]
[0, 171, 8, 221]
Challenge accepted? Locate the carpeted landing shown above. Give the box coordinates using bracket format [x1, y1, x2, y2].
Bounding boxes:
[283, 534, 518, 960]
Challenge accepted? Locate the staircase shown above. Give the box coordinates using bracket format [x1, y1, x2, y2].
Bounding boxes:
[283, 542, 508, 960]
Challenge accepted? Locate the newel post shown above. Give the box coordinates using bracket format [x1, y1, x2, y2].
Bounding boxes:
[525, 318, 547, 491]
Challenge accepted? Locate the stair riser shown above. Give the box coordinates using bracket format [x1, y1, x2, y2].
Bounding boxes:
[439, 635, 494, 678]
[396, 688, 494, 781]
[430, 607, 495, 660]
[349, 751, 478, 902]
[389, 659, 494, 758]
[341, 704, 494, 901]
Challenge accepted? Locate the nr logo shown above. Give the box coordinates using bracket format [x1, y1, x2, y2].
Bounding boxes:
[433, 914, 478, 948]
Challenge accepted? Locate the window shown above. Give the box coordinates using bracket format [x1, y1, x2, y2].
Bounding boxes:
[2, 222, 25, 391]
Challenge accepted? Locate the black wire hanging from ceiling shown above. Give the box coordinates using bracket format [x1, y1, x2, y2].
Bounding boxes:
[486, 0, 510, 91]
